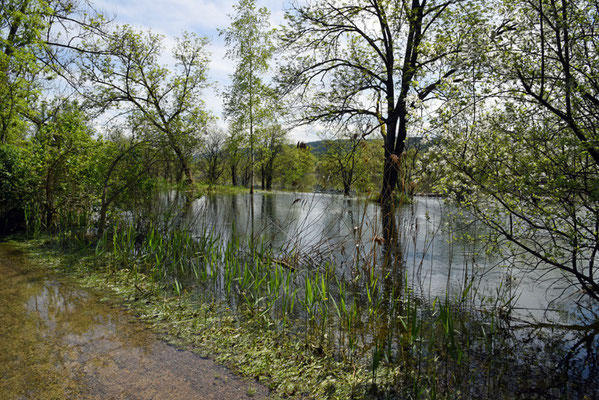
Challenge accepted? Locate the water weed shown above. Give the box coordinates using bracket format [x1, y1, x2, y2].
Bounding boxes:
[11, 193, 599, 399]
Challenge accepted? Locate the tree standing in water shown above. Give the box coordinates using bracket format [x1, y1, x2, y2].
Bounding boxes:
[221, 0, 275, 194]
[279, 0, 482, 205]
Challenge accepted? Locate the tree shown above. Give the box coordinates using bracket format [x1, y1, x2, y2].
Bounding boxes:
[224, 121, 245, 186]
[79, 27, 211, 185]
[0, 143, 35, 232]
[220, 0, 275, 194]
[257, 123, 286, 190]
[31, 100, 97, 229]
[437, 0, 599, 300]
[199, 127, 226, 186]
[318, 118, 377, 196]
[279, 0, 482, 204]
[276, 144, 316, 190]
[0, 0, 107, 144]
[94, 123, 161, 236]
[0, 0, 109, 233]
[0, 99, 100, 233]
[318, 137, 384, 196]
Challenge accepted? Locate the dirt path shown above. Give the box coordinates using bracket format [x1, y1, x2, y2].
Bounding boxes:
[0, 243, 270, 399]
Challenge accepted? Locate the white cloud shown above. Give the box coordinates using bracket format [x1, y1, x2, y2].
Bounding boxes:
[90, 0, 317, 142]
[209, 42, 235, 77]
[94, 0, 236, 34]
[94, 0, 290, 36]
[288, 126, 319, 143]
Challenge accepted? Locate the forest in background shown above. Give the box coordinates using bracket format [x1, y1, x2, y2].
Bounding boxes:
[2, 1, 599, 398]
[1, 0, 599, 300]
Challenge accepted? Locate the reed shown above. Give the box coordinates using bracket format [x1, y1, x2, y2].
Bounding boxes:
[74, 196, 535, 399]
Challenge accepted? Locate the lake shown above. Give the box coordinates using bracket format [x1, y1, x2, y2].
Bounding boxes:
[162, 191, 591, 323]
[117, 190, 599, 397]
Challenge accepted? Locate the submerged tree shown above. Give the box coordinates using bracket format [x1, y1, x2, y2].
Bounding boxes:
[438, 0, 599, 300]
[220, 0, 275, 194]
[279, 0, 482, 204]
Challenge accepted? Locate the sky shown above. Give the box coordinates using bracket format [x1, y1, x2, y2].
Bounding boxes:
[91, 0, 318, 142]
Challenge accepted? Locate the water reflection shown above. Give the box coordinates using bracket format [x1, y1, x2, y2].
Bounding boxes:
[0, 243, 266, 399]
[162, 192, 594, 322]
[153, 192, 599, 397]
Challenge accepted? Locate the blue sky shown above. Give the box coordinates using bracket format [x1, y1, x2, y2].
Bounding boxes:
[91, 0, 317, 141]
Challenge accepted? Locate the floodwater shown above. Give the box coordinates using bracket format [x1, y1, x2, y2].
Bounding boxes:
[167, 192, 593, 322]
[158, 191, 599, 397]
[0, 242, 267, 400]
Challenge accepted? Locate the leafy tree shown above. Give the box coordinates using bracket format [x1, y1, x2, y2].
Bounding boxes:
[319, 137, 384, 196]
[257, 123, 286, 190]
[220, 0, 275, 194]
[279, 0, 483, 204]
[79, 27, 211, 185]
[1, 0, 47, 143]
[0, 0, 108, 144]
[276, 144, 316, 190]
[94, 124, 161, 236]
[317, 118, 376, 196]
[0, 0, 108, 233]
[29, 100, 97, 230]
[0, 99, 99, 233]
[199, 126, 226, 186]
[224, 121, 245, 186]
[437, 0, 599, 300]
[0, 143, 35, 232]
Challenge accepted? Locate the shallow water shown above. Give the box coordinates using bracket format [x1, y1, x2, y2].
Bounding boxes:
[0, 242, 267, 400]
[163, 192, 593, 322]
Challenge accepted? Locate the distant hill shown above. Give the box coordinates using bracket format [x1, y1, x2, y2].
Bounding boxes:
[305, 136, 430, 156]
[305, 140, 327, 155]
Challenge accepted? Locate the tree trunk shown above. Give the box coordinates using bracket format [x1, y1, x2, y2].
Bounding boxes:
[231, 163, 237, 186]
[175, 166, 183, 184]
[180, 158, 194, 186]
[381, 117, 399, 204]
[166, 135, 193, 186]
[381, 200, 400, 269]
[266, 172, 273, 191]
[342, 169, 353, 196]
[343, 183, 350, 196]
[98, 203, 108, 236]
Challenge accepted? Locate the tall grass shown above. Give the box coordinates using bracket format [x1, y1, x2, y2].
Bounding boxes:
[52, 192, 595, 399]
[87, 208, 528, 398]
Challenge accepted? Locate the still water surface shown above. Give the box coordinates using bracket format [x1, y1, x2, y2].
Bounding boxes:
[0, 243, 267, 399]
[166, 192, 595, 322]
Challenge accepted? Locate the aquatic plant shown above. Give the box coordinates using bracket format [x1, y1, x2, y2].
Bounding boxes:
[37, 193, 599, 399]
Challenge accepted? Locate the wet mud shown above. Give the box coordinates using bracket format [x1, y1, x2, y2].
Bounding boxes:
[0, 243, 268, 399]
